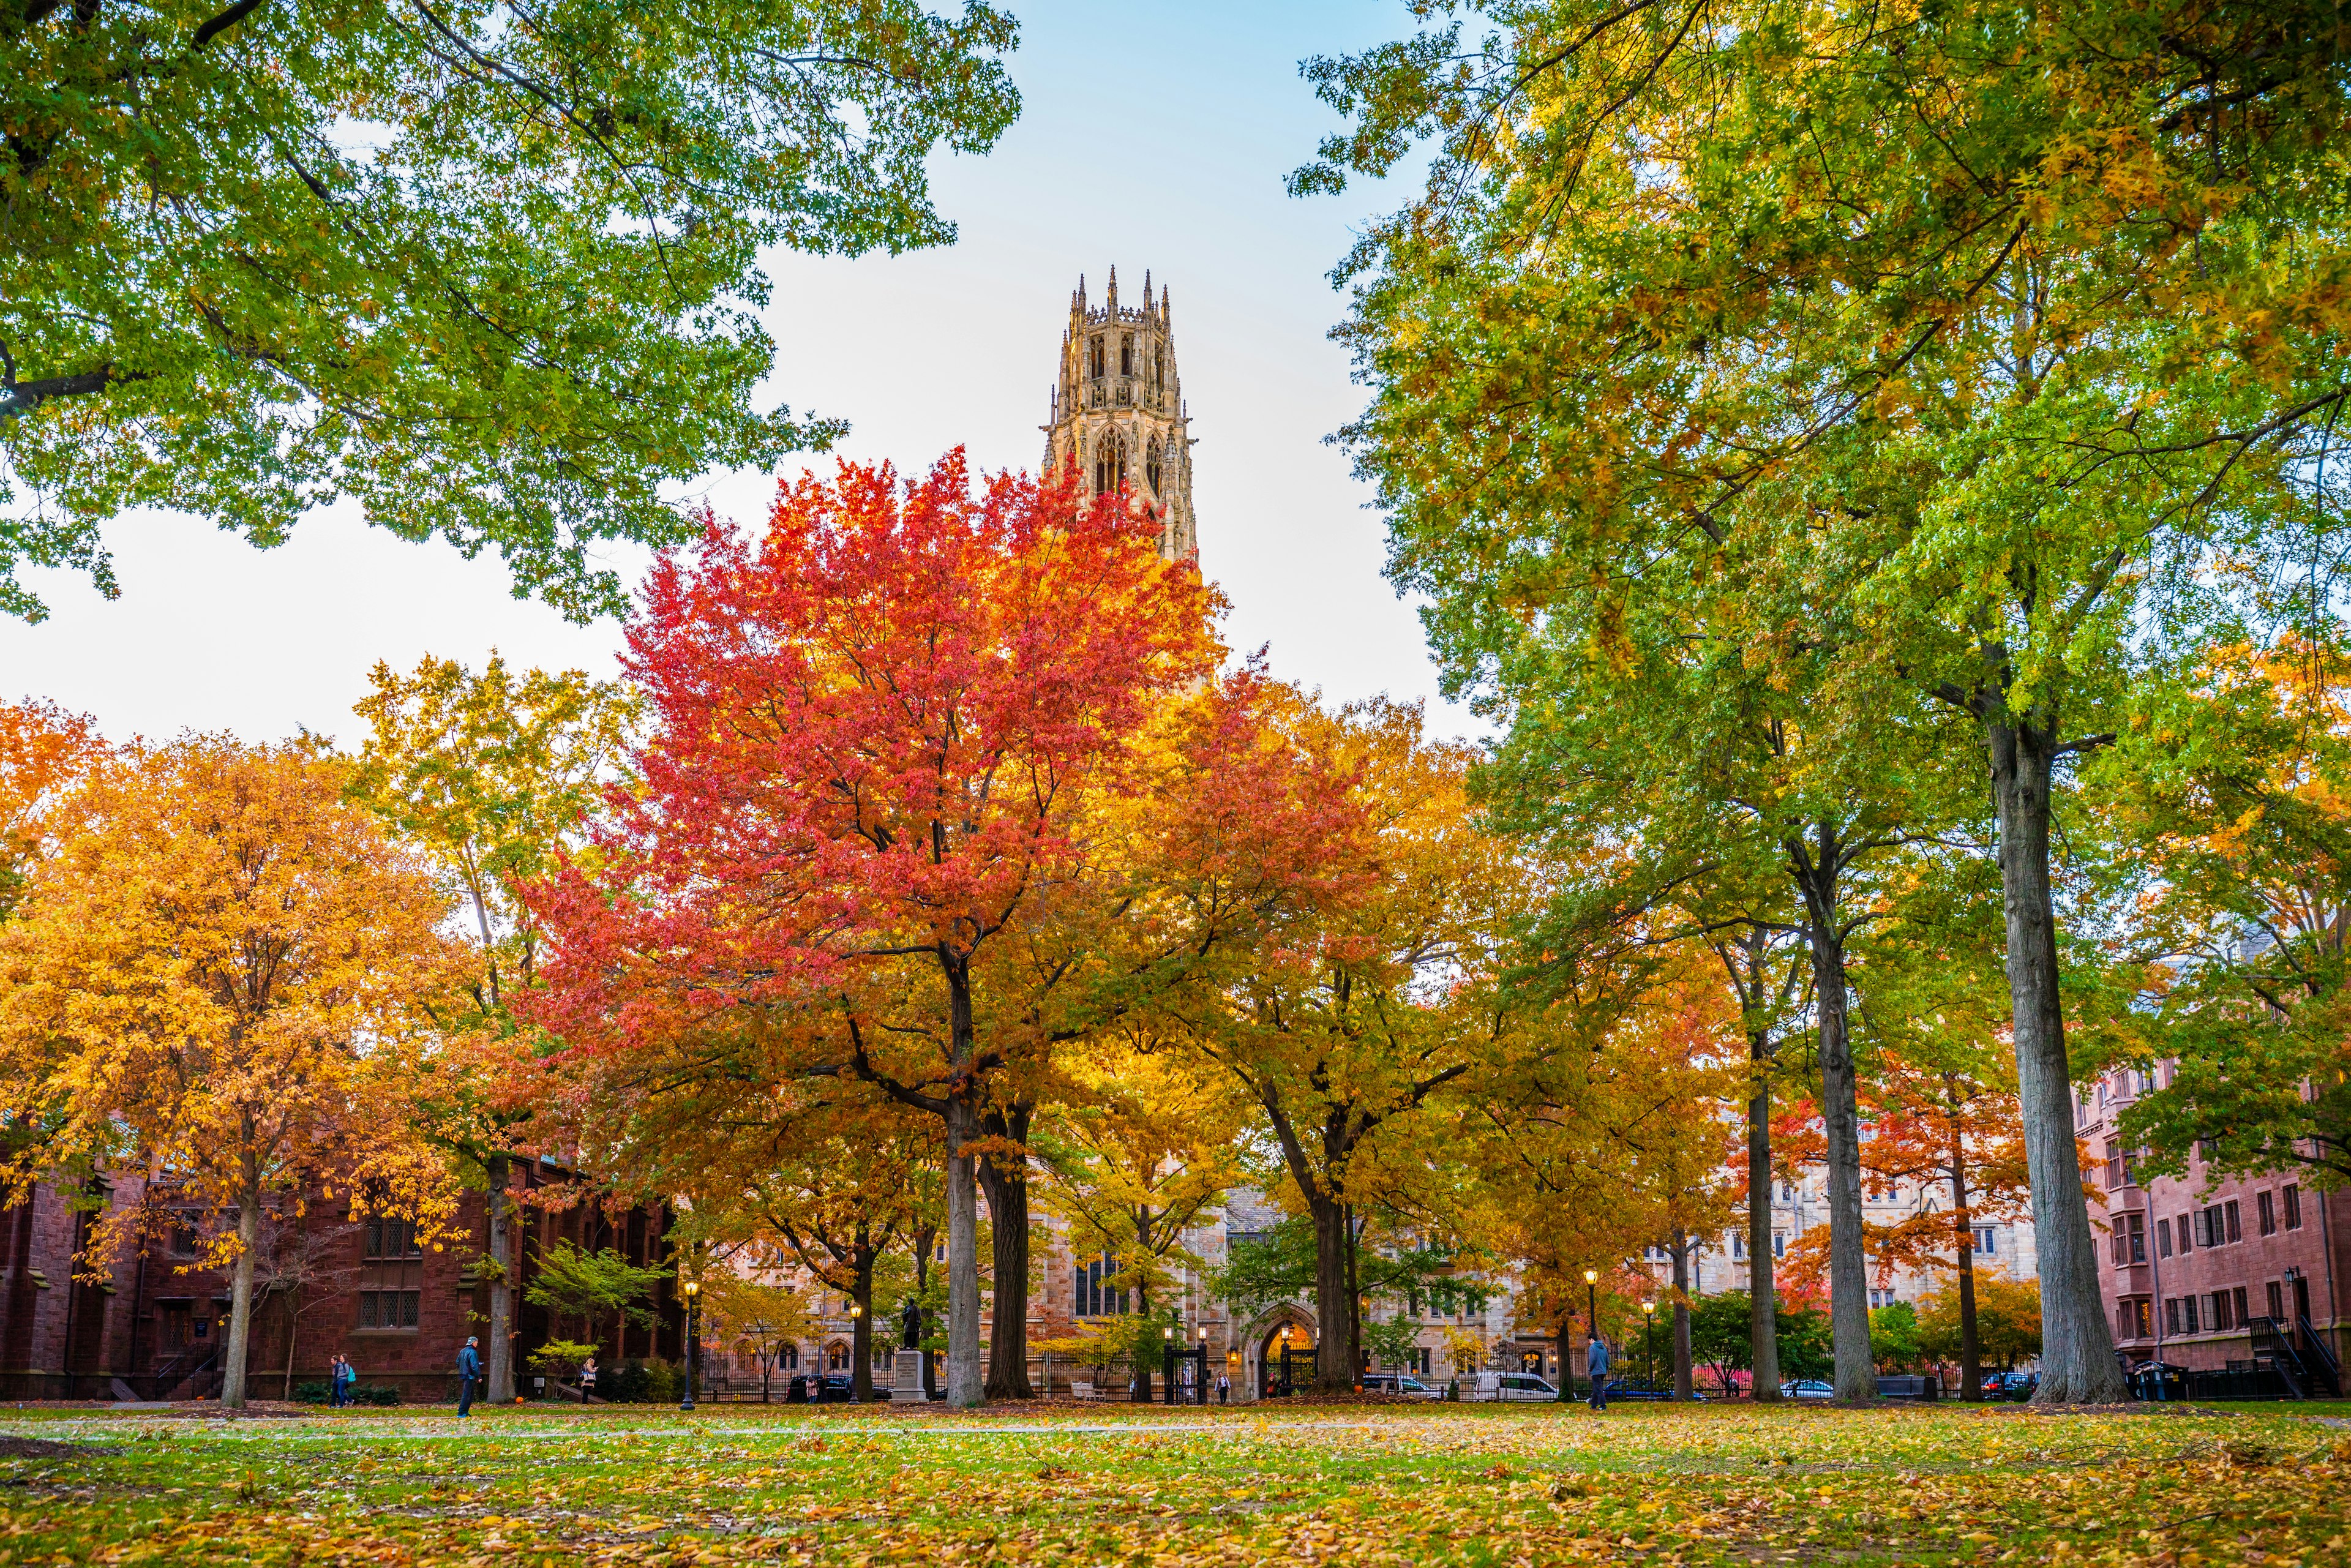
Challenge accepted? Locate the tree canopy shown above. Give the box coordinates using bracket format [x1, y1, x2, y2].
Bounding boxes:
[1, 0, 1020, 621]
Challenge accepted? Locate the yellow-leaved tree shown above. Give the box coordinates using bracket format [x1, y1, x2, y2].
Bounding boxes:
[0, 738, 462, 1406]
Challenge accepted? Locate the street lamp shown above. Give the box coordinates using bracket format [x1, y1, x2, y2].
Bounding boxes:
[1583, 1270, 1599, 1400]
[1643, 1300, 1657, 1390]
[849, 1302, 864, 1402]
[680, 1280, 701, 1413]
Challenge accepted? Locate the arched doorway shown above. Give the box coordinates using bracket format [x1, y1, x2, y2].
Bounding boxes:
[1240, 1311, 1316, 1398]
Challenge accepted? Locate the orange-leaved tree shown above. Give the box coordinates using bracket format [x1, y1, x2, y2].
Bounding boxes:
[528, 451, 1218, 1405]
[0, 738, 462, 1406]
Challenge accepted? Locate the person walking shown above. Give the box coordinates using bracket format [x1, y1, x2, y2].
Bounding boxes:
[326, 1354, 343, 1407]
[579, 1356, 598, 1403]
[456, 1337, 482, 1417]
[1586, 1330, 1611, 1412]
[1217, 1373, 1230, 1405]
[337, 1355, 358, 1408]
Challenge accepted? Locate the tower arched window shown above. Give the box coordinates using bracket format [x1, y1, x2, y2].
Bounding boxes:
[1089, 336, 1105, 378]
[1093, 430, 1128, 495]
[1155, 346, 1165, 391]
[1145, 441, 1162, 495]
[1120, 334, 1133, 377]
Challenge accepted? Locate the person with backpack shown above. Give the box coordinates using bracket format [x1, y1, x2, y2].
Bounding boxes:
[456, 1337, 482, 1417]
[335, 1355, 358, 1408]
[1586, 1330, 1611, 1412]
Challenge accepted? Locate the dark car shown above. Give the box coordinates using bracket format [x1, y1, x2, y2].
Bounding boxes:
[1981, 1371, 2038, 1399]
[798, 1373, 860, 1403]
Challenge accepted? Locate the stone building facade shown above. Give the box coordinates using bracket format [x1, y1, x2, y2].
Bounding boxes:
[1039, 268, 1197, 561]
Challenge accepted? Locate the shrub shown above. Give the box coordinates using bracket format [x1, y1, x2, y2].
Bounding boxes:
[359, 1385, 400, 1406]
[601, 1359, 684, 1403]
[293, 1381, 331, 1405]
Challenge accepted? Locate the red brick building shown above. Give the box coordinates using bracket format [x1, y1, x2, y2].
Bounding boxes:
[2082, 1067, 2345, 1396]
[0, 1161, 681, 1403]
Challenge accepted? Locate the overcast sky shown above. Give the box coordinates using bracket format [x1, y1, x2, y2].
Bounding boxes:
[2, 1, 1479, 748]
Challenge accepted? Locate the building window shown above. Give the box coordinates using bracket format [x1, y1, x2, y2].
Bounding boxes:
[2175, 1211, 2192, 1252]
[2266, 1281, 2284, 1322]
[826, 1342, 848, 1371]
[2232, 1286, 2248, 1326]
[357, 1215, 423, 1332]
[1413, 1347, 1431, 1376]
[778, 1343, 798, 1370]
[2284, 1184, 2302, 1230]
[2135, 1300, 2151, 1338]
[2257, 1191, 2276, 1236]
[2115, 1214, 2146, 1265]
[1079, 1255, 1127, 1318]
[1731, 1233, 1744, 1259]
[1772, 1231, 1785, 1259]
[1973, 1227, 1997, 1255]
[2165, 1298, 2181, 1335]
[2224, 1200, 2241, 1242]
[2209, 1291, 2235, 1332]
[2104, 1139, 2122, 1187]
[167, 1212, 202, 1259]
[2183, 1296, 2200, 1333]
[1089, 336, 1104, 378]
[2156, 1218, 2172, 1258]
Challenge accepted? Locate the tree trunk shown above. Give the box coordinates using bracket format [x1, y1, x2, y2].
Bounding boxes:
[1791, 825, 1873, 1404]
[1671, 1227, 1694, 1401]
[977, 1101, 1035, 1400]
[1948, 1133, 1982, 1402]
[943, 962, 984, 1407]
[1344, 1205, 1362, 1386]
[222, 1192, 259, 1408]
[850, 1242, 875, 1403]
[486, 1153, 514, 1403]
[1308, 1189, 1355, 1391]
[1987, 716, 2126, 1403]
[1747, 1037, 1782, 1402]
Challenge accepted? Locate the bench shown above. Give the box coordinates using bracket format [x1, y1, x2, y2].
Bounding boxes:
[1070, 1381, 1101, 1403]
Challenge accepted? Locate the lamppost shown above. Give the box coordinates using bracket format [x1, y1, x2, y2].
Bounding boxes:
[1198, 1326, 1210, 1406]
[849, 1302, 864, 1403]
[1583, 1269, 1599, 1397]
[1643, 1300, 1656, 1390]
[680, 1279, 700, 1413]
[1162, 1324, 1175, 1405]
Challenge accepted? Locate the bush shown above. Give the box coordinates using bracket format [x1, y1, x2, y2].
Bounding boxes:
[293, 1381, 331, 1405]
[360, 1384, 399, 1406]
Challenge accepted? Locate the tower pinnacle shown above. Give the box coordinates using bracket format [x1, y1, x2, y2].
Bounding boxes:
[1039, 266, 1196, 563]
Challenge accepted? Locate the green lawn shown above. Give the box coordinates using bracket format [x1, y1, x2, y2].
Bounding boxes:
[0, 1400, 2344, 1565]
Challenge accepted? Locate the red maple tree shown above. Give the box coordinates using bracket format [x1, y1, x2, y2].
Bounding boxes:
[528, 451, 1220, 1404]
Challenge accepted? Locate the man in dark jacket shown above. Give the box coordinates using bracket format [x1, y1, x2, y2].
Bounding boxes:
[457, 1338, 482, 1417]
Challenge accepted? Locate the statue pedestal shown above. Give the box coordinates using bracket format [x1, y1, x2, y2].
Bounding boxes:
[890, 1349, 926, 1403]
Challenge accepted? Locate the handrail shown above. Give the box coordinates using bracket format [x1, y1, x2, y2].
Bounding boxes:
[2298, 1314, 2342, 1392]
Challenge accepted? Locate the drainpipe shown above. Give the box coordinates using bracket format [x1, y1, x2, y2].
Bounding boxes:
[2320, 1185, 2341, 1370]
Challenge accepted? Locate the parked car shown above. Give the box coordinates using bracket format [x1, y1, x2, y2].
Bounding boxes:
[1362, 1372, 1444, 1399]
[807, 1374, 860, 1403]
[1471, 1371, 1560, 1401]
[1981, 1371, 2038, 1400]
[1780, 1379, 1835, 1400]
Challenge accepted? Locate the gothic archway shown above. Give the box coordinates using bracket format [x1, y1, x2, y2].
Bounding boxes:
[1233, 1304, 1316, 1402]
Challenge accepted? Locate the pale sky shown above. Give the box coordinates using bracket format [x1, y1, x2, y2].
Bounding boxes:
[2, 1, 1477, 747]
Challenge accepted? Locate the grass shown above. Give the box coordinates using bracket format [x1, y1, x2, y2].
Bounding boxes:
[0, 1398, 2345, 1565]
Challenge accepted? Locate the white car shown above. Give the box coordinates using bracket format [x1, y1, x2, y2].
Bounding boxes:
[1471, 1371, 1559, 1401]
[1780, 1379, 1835, 1400]
[1362, 1372, 1444, 1399]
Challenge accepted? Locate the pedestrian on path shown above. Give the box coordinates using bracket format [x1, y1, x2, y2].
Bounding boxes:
[1586, 1333, 1611, 1412]
[579, 1356, 598, 1403]
[456, 1337, 482, 1417]
[336, 1355, 357, 1408]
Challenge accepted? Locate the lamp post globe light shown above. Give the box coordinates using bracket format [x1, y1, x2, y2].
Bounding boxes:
[1643, 1300, 1656, 1390]
[849, 1302, 864, 1403]
[680, 1279, 701, 1413]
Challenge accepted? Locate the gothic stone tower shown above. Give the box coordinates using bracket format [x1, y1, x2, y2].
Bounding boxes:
[1040, 268, 1196, 561]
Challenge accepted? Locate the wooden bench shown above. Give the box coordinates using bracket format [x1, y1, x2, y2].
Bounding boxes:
[1070, 1381, 1101, 1403]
